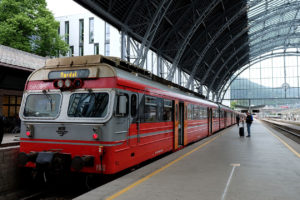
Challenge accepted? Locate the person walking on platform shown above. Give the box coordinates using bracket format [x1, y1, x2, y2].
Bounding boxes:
[236, 115, 240, 126]
[246, 112, 253, 137]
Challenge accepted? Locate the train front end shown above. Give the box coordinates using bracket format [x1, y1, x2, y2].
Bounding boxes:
[18, 56, 119, 174]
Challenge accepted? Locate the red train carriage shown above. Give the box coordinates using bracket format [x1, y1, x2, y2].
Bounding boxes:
[18, 55, 236, 175]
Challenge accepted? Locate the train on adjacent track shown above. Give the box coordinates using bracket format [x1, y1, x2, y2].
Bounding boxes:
[18, 55, 240, 175]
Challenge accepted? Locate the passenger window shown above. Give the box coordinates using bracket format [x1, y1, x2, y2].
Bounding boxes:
[131, 94, 137, 117]
[163, 99, 172, 121]
[187, 104, 193, 120]
[144, 96, 157, 122]
[203, 107, 207, 119]
[157, 98, 163, 121]
[193, 105, 200, 120]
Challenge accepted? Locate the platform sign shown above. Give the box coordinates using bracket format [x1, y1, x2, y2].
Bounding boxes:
[48, 69, 89, 79]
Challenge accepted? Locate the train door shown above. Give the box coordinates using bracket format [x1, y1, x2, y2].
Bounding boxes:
[184, 103, 188, 146]
[224, 111, 227, 127]
[208, 108, 213, 135]
[174, 101, 185, 150]
[178, 102, 185, 146]
[129, 93, 139, 146]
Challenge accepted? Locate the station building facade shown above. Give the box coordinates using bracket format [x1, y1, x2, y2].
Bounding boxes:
[56, 13, 121, 58]
[0, 45, 45, 131]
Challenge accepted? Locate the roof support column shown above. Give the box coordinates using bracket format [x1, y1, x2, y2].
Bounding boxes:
[121, 31, 129, 61]
[133, 0, 173, 68]
[178, 68, 182, 86]
[212, 92, 215, 102]
[198, 85, 203, 94]
[157, 54, 162, 78]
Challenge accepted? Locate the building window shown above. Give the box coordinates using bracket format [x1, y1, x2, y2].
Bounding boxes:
[65, 21, 69, 44]
[79, 46, 84, 56]
[79, 19, 84, 45]
[2, 96, 22, 117]
[94, 43, 99, 55]
[105, 23, 110, 56]
[69, 46, 74, 57]
[89, 17, 94, 43]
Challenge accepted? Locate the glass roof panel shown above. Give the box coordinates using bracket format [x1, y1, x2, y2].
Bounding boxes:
[248, 0, 300, 57]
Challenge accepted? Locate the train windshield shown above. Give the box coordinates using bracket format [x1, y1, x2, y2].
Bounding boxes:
[68, 92, 109, 118]
[24, 94, 61, 117]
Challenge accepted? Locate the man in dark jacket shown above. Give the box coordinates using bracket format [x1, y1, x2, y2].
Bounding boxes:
[236, 115, 240, 126]
[245, 112, 253, 137]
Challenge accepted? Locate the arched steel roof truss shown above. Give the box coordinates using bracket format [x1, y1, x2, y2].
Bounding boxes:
[75, 0, 300, 96]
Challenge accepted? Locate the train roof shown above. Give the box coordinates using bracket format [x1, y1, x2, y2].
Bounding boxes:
[27, 55, 221, 107]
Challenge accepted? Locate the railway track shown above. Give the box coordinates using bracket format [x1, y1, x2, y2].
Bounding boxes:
[261, 119, 300, 143]
[0, 142, 20, 147]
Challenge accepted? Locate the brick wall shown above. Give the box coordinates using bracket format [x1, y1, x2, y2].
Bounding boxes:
[0, 146, 20, 199]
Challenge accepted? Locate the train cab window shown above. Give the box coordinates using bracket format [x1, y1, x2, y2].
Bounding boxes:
[163, 99, 172, 121]
[68, 93, 109, 118]
[131, 94, 137, 117]
[116, 94, 129, 116]
[144, 96, 157, 122]
[24, 94, 61, 118]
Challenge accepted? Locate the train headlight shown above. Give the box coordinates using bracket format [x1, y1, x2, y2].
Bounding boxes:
[65, 79, 72, 88]
[92, 133, 99, 140]
[26, 131, 32, 137]
[26, 124, 34, 137]
[74, 79, 83, 88]
[57, 79, 64, 88]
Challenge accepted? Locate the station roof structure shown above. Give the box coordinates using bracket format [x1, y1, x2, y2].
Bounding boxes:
[75, 0, 300, 95]
[0, 45, 46, 91]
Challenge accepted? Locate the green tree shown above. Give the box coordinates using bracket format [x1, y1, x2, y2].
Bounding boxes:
[0, 0, 69, 57]
[230, 101, 237, 109]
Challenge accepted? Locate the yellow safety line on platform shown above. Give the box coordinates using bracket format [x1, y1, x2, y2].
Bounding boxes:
[106, 130, 229, 200]
[261, 121, 300, 158]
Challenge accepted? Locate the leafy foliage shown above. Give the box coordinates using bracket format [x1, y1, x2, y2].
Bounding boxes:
[0, 0, 69, 57]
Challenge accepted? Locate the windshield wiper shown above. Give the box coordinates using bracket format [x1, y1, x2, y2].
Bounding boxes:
[42, 90, 53, 111]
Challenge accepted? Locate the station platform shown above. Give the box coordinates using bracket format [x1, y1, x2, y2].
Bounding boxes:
[0, 133, 20, 146]
[75, 120, 300, 200]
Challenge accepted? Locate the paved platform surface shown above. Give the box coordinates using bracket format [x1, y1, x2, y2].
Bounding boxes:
[1, 133, 20, 146]
[76, 120, 300, 200]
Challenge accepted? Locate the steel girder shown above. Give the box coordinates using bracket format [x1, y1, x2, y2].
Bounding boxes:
[133, 0, 173, 68]
[207, 19, 300, 94]
[216, 40, 300, 98]
[185, 0, 268, 88]
[216, 38, 300, 96]
[201, 3, 300, 87]
[219, 51, 300, 102]
[75, 0, 300, 98]
[166, 0, 222, 81]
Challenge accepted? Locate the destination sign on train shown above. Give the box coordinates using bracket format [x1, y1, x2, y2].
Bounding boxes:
[48, 69, 90, 79]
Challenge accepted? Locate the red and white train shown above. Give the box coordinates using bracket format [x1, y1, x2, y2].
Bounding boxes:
[18, 55, 240, 175]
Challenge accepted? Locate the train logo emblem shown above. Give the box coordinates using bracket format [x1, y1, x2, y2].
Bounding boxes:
[56, 126, 68, 136]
